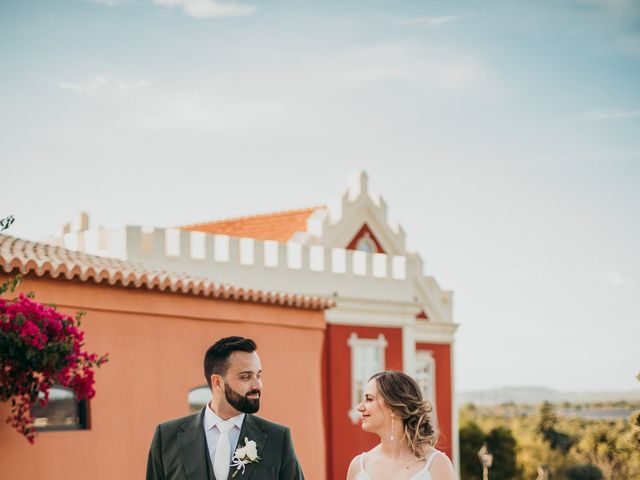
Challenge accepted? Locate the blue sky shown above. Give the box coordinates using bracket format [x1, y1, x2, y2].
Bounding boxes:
[2, 0, 639, 392]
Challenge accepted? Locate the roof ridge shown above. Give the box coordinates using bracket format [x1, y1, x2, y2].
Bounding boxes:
[0, 234, 332, 311]
[180, 205, 325, 229]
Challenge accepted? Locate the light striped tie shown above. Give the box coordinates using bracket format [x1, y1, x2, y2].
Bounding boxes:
[213, 421, 234, 480]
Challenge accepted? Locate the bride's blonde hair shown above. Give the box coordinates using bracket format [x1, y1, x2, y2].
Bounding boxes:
[370, 371, 437, 458]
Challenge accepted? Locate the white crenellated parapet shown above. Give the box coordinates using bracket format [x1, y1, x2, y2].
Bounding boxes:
[61, 226, 128, 259]
[123, 226, 417, 302]
[56, 221, 452, 321]
[406, 251, 453, 323]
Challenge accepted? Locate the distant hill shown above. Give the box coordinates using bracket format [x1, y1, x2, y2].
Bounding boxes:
[457, 386, 640, 406]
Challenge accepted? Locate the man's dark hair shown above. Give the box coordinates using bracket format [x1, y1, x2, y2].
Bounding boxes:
[204, 336, 257, 388]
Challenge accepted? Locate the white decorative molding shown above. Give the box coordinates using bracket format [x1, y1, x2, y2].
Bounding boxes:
[415, 321, 459, 344]
[326, 297, 421, 327]
[311, 171, 408, 255]
[402, 325, 417, 378]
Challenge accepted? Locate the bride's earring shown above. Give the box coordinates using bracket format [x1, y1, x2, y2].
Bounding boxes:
[390, 413, 395, 441]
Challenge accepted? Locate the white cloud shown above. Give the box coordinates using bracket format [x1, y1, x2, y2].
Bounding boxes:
[153, 0, 255, 18]
[578, 108, 640, 121]
[393, 15, 466, 28]
[59, 74, 150, 94]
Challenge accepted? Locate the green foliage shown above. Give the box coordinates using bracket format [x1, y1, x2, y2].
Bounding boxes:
[574, 422, 639, 479]
[0, 274, 22, 296]
[486, 426, 520, 480]
[537, 401, 558, 435]
[459, 415, 521, 480]
[461, 401, 640, 480]
[565, 464, 603, 480]
[0, 215, 15, 232]
[632, 410, 640, 450]
[459, 421, 484, 480]
[536, 401, 574, 454]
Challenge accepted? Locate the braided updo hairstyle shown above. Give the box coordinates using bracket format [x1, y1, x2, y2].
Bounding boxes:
[370, 371, 437, 458]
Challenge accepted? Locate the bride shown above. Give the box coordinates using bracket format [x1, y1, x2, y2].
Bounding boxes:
[346, 371, 456, 480]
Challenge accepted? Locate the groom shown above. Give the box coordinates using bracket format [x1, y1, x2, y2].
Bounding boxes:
[146, 336, 305, 480]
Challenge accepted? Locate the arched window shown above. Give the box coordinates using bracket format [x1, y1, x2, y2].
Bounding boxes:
[188, 385, 211, 412]
[31, 385, 89, 431]
[355, 235, 377, 253]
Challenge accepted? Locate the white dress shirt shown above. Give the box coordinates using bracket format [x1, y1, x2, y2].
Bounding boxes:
[203, 403, 245, 472]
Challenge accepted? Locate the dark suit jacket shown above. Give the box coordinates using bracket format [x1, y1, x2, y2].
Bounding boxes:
[146, 409, 305, 480]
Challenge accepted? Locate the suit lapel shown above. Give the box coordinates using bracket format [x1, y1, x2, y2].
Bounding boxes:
[229, 415, 268, 480]
[178, 409, 209, 480]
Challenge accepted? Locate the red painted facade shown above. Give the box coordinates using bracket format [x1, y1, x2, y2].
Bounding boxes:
[416, 342, 453, 459]
[324, 324, 403, 480]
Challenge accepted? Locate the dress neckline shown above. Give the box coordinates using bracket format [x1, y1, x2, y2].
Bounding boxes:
[359, 450, 441, 480]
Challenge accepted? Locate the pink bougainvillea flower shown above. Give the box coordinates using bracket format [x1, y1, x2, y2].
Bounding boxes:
[0, 276, 109, 443]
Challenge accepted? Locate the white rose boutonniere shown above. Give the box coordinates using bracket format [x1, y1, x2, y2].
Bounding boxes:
[230, 437, 261, 477]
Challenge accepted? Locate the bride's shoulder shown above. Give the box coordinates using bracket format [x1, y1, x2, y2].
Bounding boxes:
[346, 446, 378, 480]
[346, 452, 364, 480]
[425, 449, 455, 480]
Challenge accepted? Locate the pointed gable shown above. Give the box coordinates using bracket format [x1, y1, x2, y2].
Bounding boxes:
[304, 171, 408, 256]
[345, 224, 385, 253]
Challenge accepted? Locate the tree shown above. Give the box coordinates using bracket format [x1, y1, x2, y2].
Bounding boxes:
[566, 464, 603, 480]
[459, 421, 485, 480]
[632, 372, 640, 451]
[574, 422, 635, 479]
[486, 426, 521, 480]
[536, 401, 574, 454]
[536, 401, 558, 436]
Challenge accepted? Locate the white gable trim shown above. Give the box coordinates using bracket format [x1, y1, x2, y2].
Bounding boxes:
[308, 172, 408, 255]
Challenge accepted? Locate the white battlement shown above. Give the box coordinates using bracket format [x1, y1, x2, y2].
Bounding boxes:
[52, 169, 453, 323]
[56, 221, 452, 321]
[123, 226, 417, 303]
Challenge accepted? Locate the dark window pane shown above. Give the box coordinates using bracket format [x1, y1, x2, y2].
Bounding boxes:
[32, 385, 89, 431]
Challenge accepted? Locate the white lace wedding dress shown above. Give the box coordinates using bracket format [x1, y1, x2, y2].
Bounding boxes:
[355, 450, 443, 480]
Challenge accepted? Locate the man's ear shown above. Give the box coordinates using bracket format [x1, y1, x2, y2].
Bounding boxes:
[211, 374, 223, 390]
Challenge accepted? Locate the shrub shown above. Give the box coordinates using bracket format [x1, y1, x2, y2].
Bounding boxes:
[0, 276, 108, 442]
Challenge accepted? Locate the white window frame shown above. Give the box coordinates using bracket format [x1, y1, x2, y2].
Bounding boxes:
[415, 350, 438, 426]
[347, 332, 387, 424]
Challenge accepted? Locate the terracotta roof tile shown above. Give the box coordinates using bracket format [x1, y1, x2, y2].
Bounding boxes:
[0, 234, 332, 310]
[180, 207, 323, 242]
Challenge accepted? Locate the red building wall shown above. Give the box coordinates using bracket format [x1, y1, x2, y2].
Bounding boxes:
[416, 342, 453, 460]
[324, 324, 403, 480]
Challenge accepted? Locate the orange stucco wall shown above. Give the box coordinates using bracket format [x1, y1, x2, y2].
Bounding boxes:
[325, 324, 403, 480]
[0, 275, 326, 480]
[416, 342, 453, 461]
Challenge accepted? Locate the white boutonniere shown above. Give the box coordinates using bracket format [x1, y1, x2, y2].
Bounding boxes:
[230, 437, 260, 478]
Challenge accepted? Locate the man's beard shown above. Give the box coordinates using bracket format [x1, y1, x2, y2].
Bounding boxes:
[224, 381, 260, 414]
